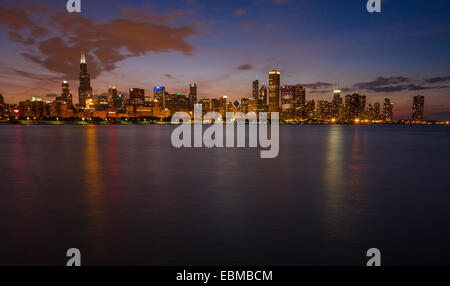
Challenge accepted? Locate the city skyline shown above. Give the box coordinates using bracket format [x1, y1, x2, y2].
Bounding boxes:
[0, 53, 433, 123]
[0, 0, 449, 120]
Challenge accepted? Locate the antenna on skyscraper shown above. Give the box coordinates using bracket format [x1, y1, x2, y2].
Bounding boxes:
[80, 52, 86, 64]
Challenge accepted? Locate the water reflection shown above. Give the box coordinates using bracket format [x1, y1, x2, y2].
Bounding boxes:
[83, 126, 106, 254]
[12, 126, 27, 210]
[322, 126, 346, 234]
[107, 126, 123, 198]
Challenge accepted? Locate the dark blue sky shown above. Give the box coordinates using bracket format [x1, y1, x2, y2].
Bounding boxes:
[0, 0, 449, 119]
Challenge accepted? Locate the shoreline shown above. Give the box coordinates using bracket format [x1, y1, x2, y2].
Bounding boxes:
[0, 120, 449, 126]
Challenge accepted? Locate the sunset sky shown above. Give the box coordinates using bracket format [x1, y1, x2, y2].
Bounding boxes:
[0, 0, 449, 120]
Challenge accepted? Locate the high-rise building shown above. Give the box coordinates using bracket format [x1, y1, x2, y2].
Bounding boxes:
[78, 52, 93, 109]
[305, 100, 315, 120]
[198, 98, 211, 114]
[280, 85, 296, 120]
[98, 95, 108, 106]
[61, 80, 73, 107]
[114, 94, 125, 111]
[344, 93, 366, 121]
[259, 84, 268, 105]
[219, 96, 227, 117]
[412, 95, 425, 121]
[86, 94, 94, 110]
[0, 93, 4, 106]
[108, 85, 117, 106]
[374, 102, 381, 120]
[294, 85, 306, 118]
[130, 88, 145, 108]
[317, 100, 333, 121]
[383, 98, 394, 122]
[252, 80, 259, 99]
[268, 70, 280, 112]
[154, 86, 166, 109]
[332, 90, 342, 119]
[189, 84, 197, 109]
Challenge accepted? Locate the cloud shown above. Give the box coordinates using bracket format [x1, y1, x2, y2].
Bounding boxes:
[0, 2, 197, 80]
[353, 76, 443, 92]
[13, 69, 61, 82]
[237, 64, 252, 71]
[424, 75, 450, 84]
[45, 93, 57, 98]
[235, 8, 247, 16]
[304, 82, 335, 89]
[165, 74, 174, 79]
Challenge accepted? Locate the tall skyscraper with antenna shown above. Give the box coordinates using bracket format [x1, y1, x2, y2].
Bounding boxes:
[78, 52, 92, 109]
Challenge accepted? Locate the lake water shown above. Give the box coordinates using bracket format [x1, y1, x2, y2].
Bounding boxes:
[0, 125, 449, 265]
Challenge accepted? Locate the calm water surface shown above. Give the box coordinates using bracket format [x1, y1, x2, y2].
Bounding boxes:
[0, 125, 449, 265]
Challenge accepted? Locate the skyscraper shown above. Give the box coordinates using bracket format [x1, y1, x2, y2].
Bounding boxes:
[412, 95, 425, 121]
[280, 85, 296, 120]
[344, 93, 366, 121]
[383, 98, 394, 122]
[78, 52, 93, 109]
[269, 70, 280, 113]
[252, 80, 259, 99]
[130, 88, 145, 109]
[332, 90, 342, 119]
[154, 86, 166, 109]
[61, 80, 73, 107]
[0, 93, 4, 106]
[189, 84, 197, 109]
[259, 84, 268, 105]
[374, 102, 381, 120]
[108, 85, 117, 106]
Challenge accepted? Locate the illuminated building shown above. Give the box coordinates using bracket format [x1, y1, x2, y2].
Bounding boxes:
[247, 97, 259, 114]
[252, 80, 259, 99]
[219, 96, 227, 117]
[241, 98, 249, 114]
[383, 98, 394, 122]
[97, 95, 109, 111]
[19, 100, 33, 118]
[153, 86, 166, 109]
[280, 85, 296, 120]
[0, 94, 5, 119]
[294, 84, 306, 118]
[306, 100, 315, 120]
[332, 90, 342, 119]
[189, 84, 197, 109]
[412, 95, 425, 121]
[366, 104, 374, 120]
[86, 95, 94, 110]
[130, 88, 145, 109]
[108, 85, 117, 106]
[211, 98, 221, 113]
[144, 96, 153, 107]
[268, 70, 280, 112]
[78, 52, 93, 109]
[374, 102, 381, 120]
[344, 94, 366, 121]
[114, 94, 125, 111]
[317, 100, 333, 121]
[167, 93, 189, 114]
[61, 81, 73, 107]
[259, 83, 268, 106]
[198, 98, 211, 114]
